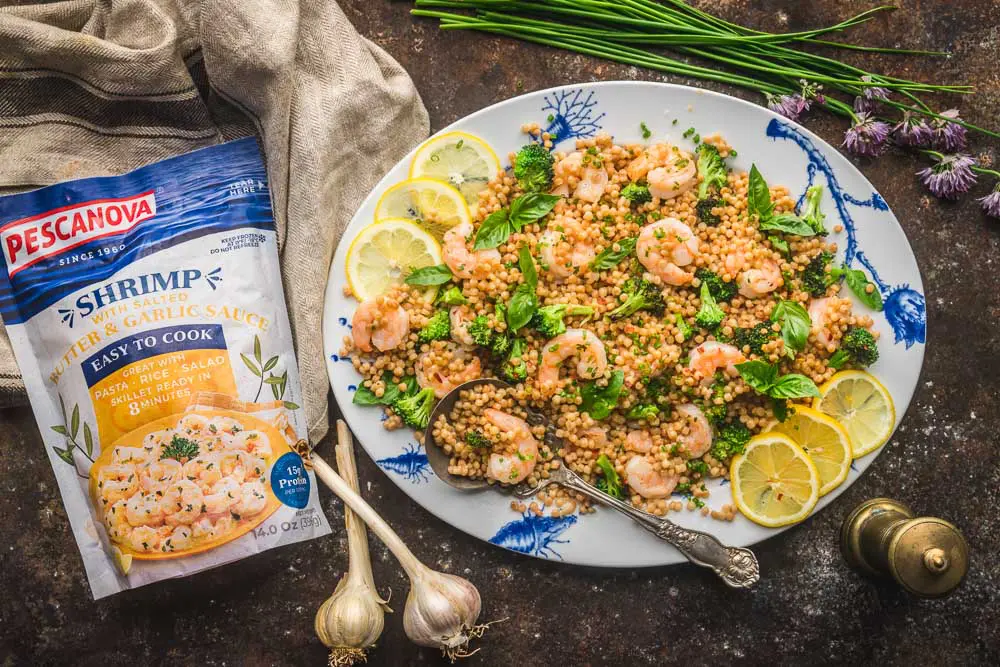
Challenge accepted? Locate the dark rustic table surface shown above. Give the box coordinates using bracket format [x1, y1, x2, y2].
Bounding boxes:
[3, 1, 999, 665]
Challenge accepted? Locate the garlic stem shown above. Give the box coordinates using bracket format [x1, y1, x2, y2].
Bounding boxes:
[312, 438, 496, 661]
[313, 422, 390, 666]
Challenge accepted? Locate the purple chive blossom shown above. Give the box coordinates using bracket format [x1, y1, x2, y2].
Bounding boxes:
[892, 111, 933, 147]
[854, 75, 890, 114]
[916, 153, 977, 200]
[978, 182, 1000, 218]
[930, 109, 968, 151]
[766, 92, 809, 121]
[843, 112, 891, 158]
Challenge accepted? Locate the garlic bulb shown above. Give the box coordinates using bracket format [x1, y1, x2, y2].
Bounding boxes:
[312, 429, 497, 663]
[314, 422, 390, 665]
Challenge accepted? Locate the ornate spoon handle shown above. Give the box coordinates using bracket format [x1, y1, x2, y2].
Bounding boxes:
[542, 466, 760, 588]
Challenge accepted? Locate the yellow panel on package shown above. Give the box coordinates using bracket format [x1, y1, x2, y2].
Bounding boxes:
[83, 324, 236, 445]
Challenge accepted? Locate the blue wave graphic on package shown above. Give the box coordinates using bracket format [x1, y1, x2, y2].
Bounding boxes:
[0, 138, 273, 323]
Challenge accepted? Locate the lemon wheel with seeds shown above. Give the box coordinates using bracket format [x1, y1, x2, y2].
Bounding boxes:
[409, 131, 501, 214]
[813, 370, 895, 458]
[767, 405, 852, 496]
[374, 177, 471, 241]
[345, 218, 443, 302]
[730, 432, 821, 528]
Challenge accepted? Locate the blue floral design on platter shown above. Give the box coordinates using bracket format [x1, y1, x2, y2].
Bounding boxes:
[542, 89, 605, 144]
[489, 512, 577, 559]
[856, 251, 926, 348]
[376, 443, 431, 484]
[767, 118, 926, 347]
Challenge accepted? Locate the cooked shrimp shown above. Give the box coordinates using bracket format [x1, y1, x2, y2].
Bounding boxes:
[191, 516, 215, 539]
[206, 416, 243, 435]
[105, 500, 130, 542]
[625, 143, 672, 182]
[449, 305, 476, 346]
[181, 454, 223, 489]
[580, 426, 609, 449]
[127, 525, 165, 553]
[111, 446, 150, 465]
[738, 259, 783, 298]
[415, 341, 482, 398]
[141, 429, 173, 459]
[808, 297, 834, 348]
[574, 167, 608, 202]
[161, 480, 204, 526]
[203, 476, 241, 514]
[176, 414, 208, 436]
[625, 429, 654, 453]
[210, 515, 234, 539]
[138, 458, 182, 493]
[624, 456, 679, 498]
[443, 221, 501, 280]
[539, 223, 596, 279]
[676, 403, 713, 458]
[219, 450, 253, 483]
[484, 409, 539, 485]
[626, 143, 697, 200]
[637, 218, 699, 286]
[554, 151, 584, 180]
[234, 480, 268, 517]
[538, 328, 608, 386]
[234, 430, 272, 458]
[352, 296, 410, 353]
[125, 493, 165, 527]
[688, 341, 746, 384]
[164, 525, 192, 551]
[97, 464, 139, 504]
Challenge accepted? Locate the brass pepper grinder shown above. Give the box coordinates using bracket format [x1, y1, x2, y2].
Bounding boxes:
[840, 498, 969, 598]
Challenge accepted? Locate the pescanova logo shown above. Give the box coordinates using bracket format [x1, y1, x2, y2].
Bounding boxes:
[1, 191, 156, 278]
[57, 267, 222, 328]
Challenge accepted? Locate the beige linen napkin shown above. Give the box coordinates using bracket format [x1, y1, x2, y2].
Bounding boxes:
[0, 0, 430, 443]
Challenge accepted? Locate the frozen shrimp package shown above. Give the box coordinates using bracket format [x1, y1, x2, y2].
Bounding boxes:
[0, 138, 330, 598]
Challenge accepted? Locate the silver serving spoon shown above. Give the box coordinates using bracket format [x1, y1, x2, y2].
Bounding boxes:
[424, 378, 759, 588]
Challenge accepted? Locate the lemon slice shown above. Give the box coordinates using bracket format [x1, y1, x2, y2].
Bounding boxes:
[813, 370, 895, 458]
[374, 177, 471, 241]
[768, 406, 851, 496]
[346, 218, 443, 302]
[111, 545, 132, 575]
[730, 432, 820, 527]
[409, 132, 500, 213]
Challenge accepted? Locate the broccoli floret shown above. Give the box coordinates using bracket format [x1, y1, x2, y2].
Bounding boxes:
[626, 403, 660, 420]
[465, 431, 493, 449]
[687, 459, 709, 476]
[500, 337, 529, 383]
[594, 453, 625, 499]
[694, 281, 725, 330]
[696, 143, 728, 200]
[710, 420, 752, 461]
[800, 185, 828, 235]
[490, 331, 512, 359]
[621, 182, 652, 205]
[435, 284, 467, 306]
[417, 310, 451, 343]
[392, 387, 436, 430]
[513, 143, 554, 193]
[702, 373, 728, 424]
[732, 321, 776, 356]
[466, 315, 493, 347]
[674, 314, 694, 342]
[695, 268, 737, 302]
[801, 251, 835, 297]
[829, 326, 879, 369]
[696, 197, 723, 225]
[608, 277, 666, 319]
[530, 304, 594, 338]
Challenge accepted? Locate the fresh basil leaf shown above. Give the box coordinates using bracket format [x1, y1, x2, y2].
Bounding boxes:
[405, 264, 453, 286]
[506, 283, 538, 332]
[759, 213, 818, 237]
[518, 245, 537, 288]
[580, 370, 625, 420]
[509, 193, 560, 230]
[473, 208, 513, 250]
[769, 373, 821, 399]
[767, 234, 790, 256]
[401, 375, 420, 396]
[771, 300, 812, 358]
[591, 237, 637, 271]
[839, 265, 884, 311]
[772, 398, 789, 422]
[352, 371, 404, 406]
[735, 360, 778, 393]
[747, 164, 773, 221]
[352, 385, 381, 406]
